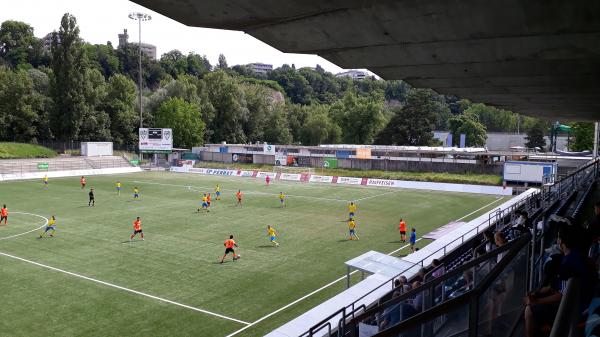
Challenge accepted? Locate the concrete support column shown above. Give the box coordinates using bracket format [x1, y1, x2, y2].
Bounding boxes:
[594, 122, 599, 158]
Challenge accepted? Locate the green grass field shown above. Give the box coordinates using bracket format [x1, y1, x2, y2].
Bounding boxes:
[0, 142, 57, 159]
[0, 172, 507, 337]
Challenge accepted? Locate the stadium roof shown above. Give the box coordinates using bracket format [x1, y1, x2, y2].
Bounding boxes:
[132, 0, 600, 121]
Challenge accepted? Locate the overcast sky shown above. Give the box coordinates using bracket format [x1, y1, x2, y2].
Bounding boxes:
[0, 0, 359, 74]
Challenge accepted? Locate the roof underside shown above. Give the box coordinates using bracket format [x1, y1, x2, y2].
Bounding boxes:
[132, 0, 600, 120]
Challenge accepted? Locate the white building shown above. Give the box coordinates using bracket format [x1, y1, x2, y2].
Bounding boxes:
[248, 63, 273, 74]
[336, 69, 369, 80]
[118, 29, 157, 60]
[335, 70, 369, 80]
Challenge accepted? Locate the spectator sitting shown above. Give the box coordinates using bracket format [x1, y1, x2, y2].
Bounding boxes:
[401, 281, 424, 320]
[524, 226, 596, 337]
[484, 230, 496, 253]
[379, 291, 403, 330]
[413, 268, 426, 283]
[494, 232, 508, 263]
[512, 210, 531, 236]
[431, 259, 445, 278]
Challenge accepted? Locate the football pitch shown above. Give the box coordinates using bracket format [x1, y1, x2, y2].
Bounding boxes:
[0, 172, 507, 337]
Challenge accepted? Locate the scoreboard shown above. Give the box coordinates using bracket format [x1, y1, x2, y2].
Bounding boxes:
[139, 128, 173, 153]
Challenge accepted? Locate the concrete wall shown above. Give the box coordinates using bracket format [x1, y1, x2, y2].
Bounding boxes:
[198, 152, 232, 163]
[434, 131, 568, 151]
[337, 158, 502, 174]
[198, 151, 502, 174]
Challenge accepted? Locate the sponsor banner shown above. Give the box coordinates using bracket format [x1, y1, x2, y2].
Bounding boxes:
[356, 148, 372, 159]
[175, 160, 195, 168]
[256, 171, 278, 179]
[184, 168, 513, 196]
[309, 175, 334, 183]
[263, 143, 276, 155]
[275, 154, 287, 166]
[366, 178, 397, 187]
[37, 163, 49, 170]
[280, 173, 301, 181]
[170, 166, 190, 173]
[189, 168, 207, 174]
[236, 170, 254, 177]
[323, 158, 338, 168]
[300, 173, 310, 182]
[337, 176, 363, 185]
[205, 169, 235, 176]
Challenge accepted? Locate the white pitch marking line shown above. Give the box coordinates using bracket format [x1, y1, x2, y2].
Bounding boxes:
[223, 239, 424, 337]
[354, 190, 398, 202]
[454, 197, 505, 222]
[130, 180, 350, 203]
[0, 252, 250, 326]
[224, 196, 508, 336]
[0, 212, 48, 241]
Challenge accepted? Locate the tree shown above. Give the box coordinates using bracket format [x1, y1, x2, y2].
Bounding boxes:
[79, 68, 111, 141]
[204, 70, 246, 143]
[0, 21, 38, 68]
[569, 122, 595, 152]
[49, 13, 89, 143]
[300, 105, 341, 145]
[159, 49, 187, 79]
[330, 91, 385, 144]
[240, 83, 270, 142]
[186, 52, 211, 78]
[268, 65, 314, 104]
[524, 120, 547, 149]
[263, 104, 292, 144]
[217, 53, 228, 69]
[0, 67, 42, 141]
[105, 74, 138, 146]
[154, 97, 205, 148]
[375, 89, 445, 145]
[84, 43, 120, 79]
[448, 112, 487, 147]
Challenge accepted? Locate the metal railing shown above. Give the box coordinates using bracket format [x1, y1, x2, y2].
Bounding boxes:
[0, 157, 133, 175]
[348, 234, 530, 332]
[364, 232, 532, 337]
[301, 157, 600, 337]
[549, 278, 581, 337]
[301, 194, 540, 337]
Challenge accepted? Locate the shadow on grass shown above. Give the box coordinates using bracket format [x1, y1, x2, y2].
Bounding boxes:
[256, 245, 274, 248]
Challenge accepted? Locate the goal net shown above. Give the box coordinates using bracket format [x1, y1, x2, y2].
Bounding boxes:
[273, 166, 314, 182]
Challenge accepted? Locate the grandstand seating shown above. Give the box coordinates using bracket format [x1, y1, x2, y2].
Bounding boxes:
[295, 158, 599, 337]
[0, 156, 132, 175]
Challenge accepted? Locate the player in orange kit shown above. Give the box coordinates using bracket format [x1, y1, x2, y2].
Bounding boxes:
[130, 217, 144, 241]
[220, 235, 239, 263]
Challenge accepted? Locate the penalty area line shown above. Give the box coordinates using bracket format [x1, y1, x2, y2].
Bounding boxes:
[0, 251, 251, 326]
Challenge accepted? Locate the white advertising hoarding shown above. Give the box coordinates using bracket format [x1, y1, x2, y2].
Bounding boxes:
[310, 175, 334, 183]
[337, 176, 363, 185]
[139, 128, 173, 152]
[263, 143, 276, 155]
[280, 173, 301, 181]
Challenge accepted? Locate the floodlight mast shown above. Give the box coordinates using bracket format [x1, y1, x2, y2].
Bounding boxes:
[129, 12, 151, 162]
